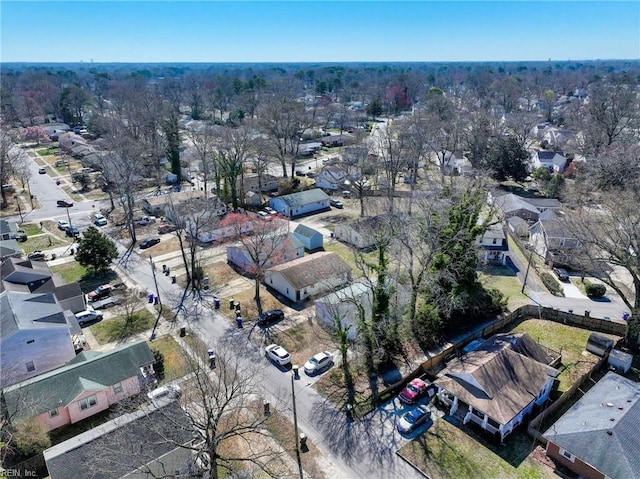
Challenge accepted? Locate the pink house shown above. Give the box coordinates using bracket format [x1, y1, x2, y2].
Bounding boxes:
[2, 341, 155, 432]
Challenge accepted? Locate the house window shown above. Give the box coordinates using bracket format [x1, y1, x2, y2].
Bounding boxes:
[559, 448, 575, 462]
[492, 238, 497, 245]
[78, 395, 97, 411]
[487, 417, 500, 429]
[48, 409, 59, 418]
[26, 361, 35, 372]
[113, 383, 123, 394]
[472, 409, 485, 420]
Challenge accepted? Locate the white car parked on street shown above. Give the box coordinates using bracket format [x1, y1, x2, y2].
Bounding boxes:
[265, 344, 291, 366]
[304, 351, 333, 375]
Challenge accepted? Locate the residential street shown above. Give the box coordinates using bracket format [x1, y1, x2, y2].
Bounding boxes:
[110, 240, 424, 479]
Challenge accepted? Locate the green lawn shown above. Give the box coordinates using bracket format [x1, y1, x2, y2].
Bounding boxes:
[50, 261, 88, 283]
[510, 318, 619, 393]
[21, 234, 69, 254]
[147, 335, 192, 384]
[19, 222, 42, 236]
[399, 417, 556, 479]
[477, 265, 529, 311]
[91, 310, 155, 344]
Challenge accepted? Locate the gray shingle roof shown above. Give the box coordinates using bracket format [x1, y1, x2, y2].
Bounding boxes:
[293, 224, 321, 239]
[1, 291, 71, 339]
[274, 188, 329, 207]
[543, 372, 640, 479]
[2, 341, 155, 422]
[267, 251, 351, 290]
[44, 400, 192, 479]
[493, 194, 540, 215]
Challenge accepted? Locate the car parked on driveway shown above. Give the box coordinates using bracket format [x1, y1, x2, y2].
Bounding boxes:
[147, 384, 182, 406]
[265, 344, 291, 366]
[330, 199, 343, 209]
[139, 237, 161, 249]
[397, 405, 431, 434]
[135, 216, 157, 226]
[553, 267, 570, 282]
[304, 351, 334, 375]
[38, 167, 46, 174]
[57, 200, 74, 207]
[257, 309, 285, 327]
[27, 251, 46, 261]
[398, 378, 436, 404]
[57, 220, 70, 230]
[158, 224, 177, 234]
[257, 211, 272, 220]
[75, 308, 103, 327]
[88, 284, 113, 301]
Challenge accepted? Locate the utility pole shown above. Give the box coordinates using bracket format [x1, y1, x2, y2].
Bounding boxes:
[149, 256, 163, 340]
[522, 247, 534, 294]
[291, 372, 304, 479]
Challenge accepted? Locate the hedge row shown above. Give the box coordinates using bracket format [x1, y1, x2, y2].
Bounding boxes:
[541, 272, 564, 296]
[585, 281, 606, 298]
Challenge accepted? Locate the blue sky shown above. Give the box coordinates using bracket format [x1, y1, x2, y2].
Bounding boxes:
[1, 1, 638, 62]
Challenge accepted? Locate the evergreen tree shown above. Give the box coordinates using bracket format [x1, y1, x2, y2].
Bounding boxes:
[164, 112, 181, 178]
[75, 226, 118, 274]
[485, 137, 529, 182]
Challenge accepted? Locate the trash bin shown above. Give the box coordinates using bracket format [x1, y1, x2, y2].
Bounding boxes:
[203, 277, 209, 290]
[154, 296, 159, 305]
[70, 248, 75, 255]
[171, 275, 176, 284]
[179, 327, 186, 337]
[236, 316, 243, 329]
[229, 298, 235, 310]
[292, 365, 299, 378]
[214, 297, 220, 309]
[148, 294, 154, 303]
[299, 433, 307, 447]
[263, 400, 270, 416]
[51, 253, 57, 260]
[162, 264, 167, 273]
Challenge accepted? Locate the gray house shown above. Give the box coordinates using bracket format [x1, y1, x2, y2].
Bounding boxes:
[268, 189, 330, 218]
[44, 400, 195, 479]
[0, 291, 79, 388]
[1, 257, 86, 313]
[293, 224, 323, 251]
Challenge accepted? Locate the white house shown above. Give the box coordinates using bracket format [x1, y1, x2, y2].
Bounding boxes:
[334, 215, 391, 250]
[314, 166, 349, 191]
[268, 189, 330, 218]
[476, 224, 508, 265]
[226, 232, 304, 272]
[435, 333, 559, 441]
[531, 150, 567, 173]
[0, 291, 79, 388]
[265, 251, 351, 302]
[315, 282, 372, 341]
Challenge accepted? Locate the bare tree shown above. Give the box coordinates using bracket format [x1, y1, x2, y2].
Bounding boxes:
[258, 96, 308, 178]
[220, 214, 291, 315]
[216, 125, 252, 210]
[0, 128, 25, 208]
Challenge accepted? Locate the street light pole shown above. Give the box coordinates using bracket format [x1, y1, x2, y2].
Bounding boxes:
[291, 373, 304, 479]
[66, 206, 72, 228]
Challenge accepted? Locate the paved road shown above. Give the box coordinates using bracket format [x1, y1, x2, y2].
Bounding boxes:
[107, 239, 423, 479]
[508, 246, 630, 321]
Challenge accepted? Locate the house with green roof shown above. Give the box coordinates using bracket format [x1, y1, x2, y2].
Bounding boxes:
[2, 341, 155, 432]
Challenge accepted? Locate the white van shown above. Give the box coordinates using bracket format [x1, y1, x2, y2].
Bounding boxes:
[147, 384, 181, 405]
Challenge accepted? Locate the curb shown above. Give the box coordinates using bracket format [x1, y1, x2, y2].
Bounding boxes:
[395, 450, 430, 479]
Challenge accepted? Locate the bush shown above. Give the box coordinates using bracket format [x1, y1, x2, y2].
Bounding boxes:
[541, 272, 564, 296]
[585, 281, 606, 298]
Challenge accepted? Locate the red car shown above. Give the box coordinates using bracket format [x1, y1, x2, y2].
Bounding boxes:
[88, 284, 113, 301]
[398, 378, 435, 404]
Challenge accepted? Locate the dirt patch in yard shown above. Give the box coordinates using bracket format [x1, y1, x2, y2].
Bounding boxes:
[137, 235, 182, 257]
[262, 319, 337, 366]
